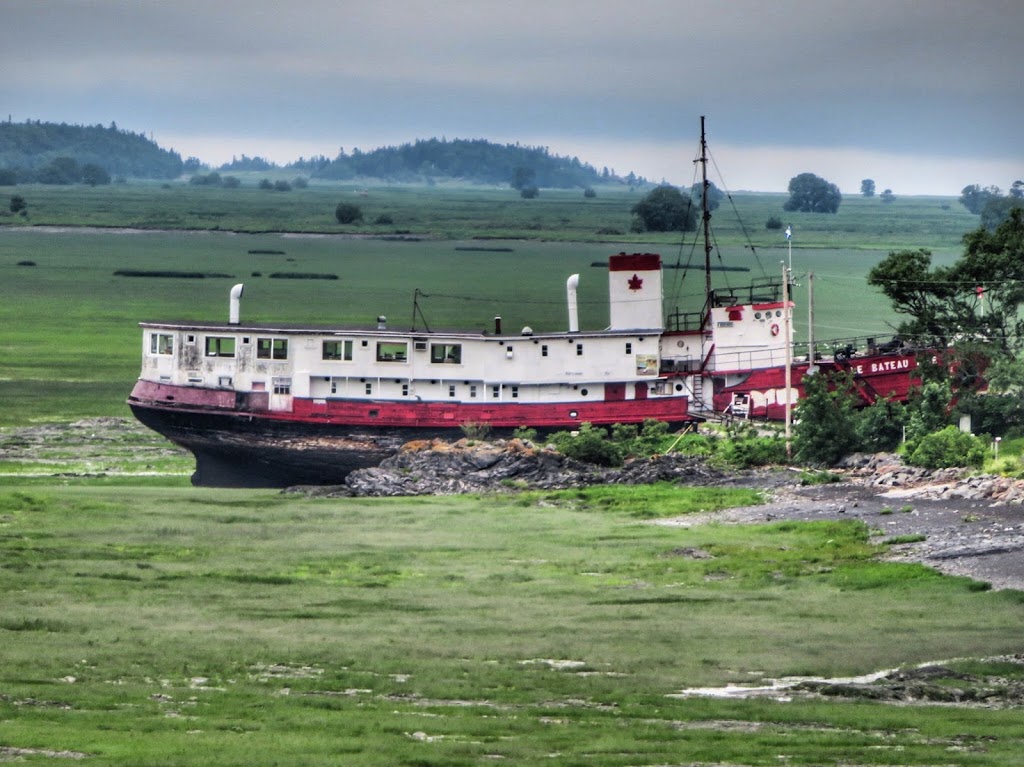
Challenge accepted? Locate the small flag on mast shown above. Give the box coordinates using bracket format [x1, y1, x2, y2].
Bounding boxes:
[785, 225, 792, 240]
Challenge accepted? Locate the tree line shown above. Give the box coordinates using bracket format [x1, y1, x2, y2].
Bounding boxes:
[0, 120, 185, 183]
[287, 138, 643, 188]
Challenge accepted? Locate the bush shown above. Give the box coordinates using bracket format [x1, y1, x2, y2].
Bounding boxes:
[335, 202, 364, 224]
[766, 216, 783, 230]
[583, 187, 596, 198]
[716, 431, 787, 468]
[793, 370, 859, 465]
[512, 426, 538, 443]
[373, 214, 394, 225]
[551, 423, 623, 467]
[520, 185, 539, 199]
[905, 426, 986, 469]
[856, 397, 907, 452]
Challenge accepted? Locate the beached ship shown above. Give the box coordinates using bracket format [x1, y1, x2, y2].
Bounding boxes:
[128, 121, 919, 486]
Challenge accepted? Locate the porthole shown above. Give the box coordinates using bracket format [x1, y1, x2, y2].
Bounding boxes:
[580, 388, 588, 396]
[675, 383, 683, 391]
[754, 312, 762, 320]
[775, 310, 782, 317]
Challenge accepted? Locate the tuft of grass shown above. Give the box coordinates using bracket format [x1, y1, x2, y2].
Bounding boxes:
[882, 534, 927, 545]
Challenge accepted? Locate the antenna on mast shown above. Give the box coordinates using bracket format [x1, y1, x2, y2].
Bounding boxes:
[698, 115, 713, 301]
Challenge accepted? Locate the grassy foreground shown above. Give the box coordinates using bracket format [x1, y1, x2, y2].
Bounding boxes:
[3, 482, 1024, 765]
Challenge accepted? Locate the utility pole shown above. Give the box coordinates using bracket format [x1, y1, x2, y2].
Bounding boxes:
[783, 261, 792, 459]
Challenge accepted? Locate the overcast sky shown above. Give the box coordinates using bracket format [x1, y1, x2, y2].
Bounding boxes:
[3, 0, 1021, 194]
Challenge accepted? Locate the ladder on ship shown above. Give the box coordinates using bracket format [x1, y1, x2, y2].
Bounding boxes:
[688, 374, 712, 416]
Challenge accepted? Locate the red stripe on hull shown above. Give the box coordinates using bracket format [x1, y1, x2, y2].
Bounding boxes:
[130, 380, 692, 430]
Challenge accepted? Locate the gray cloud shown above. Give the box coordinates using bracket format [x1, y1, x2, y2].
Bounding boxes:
[3, 0, 1021, 191]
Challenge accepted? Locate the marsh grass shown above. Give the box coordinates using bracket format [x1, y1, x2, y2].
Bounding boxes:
[3, 484, 1024, 765]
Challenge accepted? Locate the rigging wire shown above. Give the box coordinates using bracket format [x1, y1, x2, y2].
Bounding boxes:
[705, 147, 770, 282]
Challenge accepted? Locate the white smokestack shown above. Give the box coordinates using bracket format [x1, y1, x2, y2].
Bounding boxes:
[566, 274, 580, 332]
[229, 283, 245, 324]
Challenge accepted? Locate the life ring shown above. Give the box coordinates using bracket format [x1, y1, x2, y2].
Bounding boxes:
[676, 340, 685, 348]
[770, 323, 780, 336]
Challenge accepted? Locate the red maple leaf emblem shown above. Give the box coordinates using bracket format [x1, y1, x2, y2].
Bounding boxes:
[627, 273, 643, 291]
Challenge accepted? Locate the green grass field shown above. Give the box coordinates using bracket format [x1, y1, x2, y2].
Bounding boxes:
[3, 484, 1024, 766]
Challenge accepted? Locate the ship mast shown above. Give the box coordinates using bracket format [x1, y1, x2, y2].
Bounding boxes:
[698, 115, 713, 302]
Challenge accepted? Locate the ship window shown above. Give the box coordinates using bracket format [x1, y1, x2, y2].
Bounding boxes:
[376, 342, 408, 362]
[510, 386, 519, 399]
[257, 337, 288, 360]
[205, 336, 236, 358]
[625, 342, 632, 355]
[330, 379, 338, 394]
[430, 343, 462, 364]
[492, 385, 501, 398]
[448, 384, 456, 398]
[150, 333, 174, 355]
[576, 343, 583, 356]
[402, 384, 409, 396]
[469, 385, 478, 398]
[365, 383, 373, 395]
[186, 334, 196, 345]
[541, 345, 548, 357]
[272, 377, 291, 395]
[323, 339, 353, 361]
[218, 376, 233, 387]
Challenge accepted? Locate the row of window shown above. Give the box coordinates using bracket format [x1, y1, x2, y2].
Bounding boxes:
[153, 333, 633, 363]
[150, 333, 291, 360]
[329, 379, 520, 399]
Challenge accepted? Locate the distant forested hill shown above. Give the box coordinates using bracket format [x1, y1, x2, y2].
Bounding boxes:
[286, 138, 644, 188]
[0, 120, 184, 183]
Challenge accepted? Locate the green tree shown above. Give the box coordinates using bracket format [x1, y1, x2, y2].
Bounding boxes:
[783, 173, 842, 213]
[630, 185, 697, 232]
[860, 179, 875, 197]
[689, 180, 723, 211]
[980, 195, 1024, 231]
[80, 163, 111, 186]
[880, 189, 895, 204]
[959, 184, 1001, 214]
[793, 370, 860, 465]
[9, 194, 27, 214]
[334, 202, 363, 224]
[856, 397, 906, 452]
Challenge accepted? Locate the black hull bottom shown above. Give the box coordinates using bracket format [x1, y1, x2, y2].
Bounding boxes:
[130, 404, 484, 488]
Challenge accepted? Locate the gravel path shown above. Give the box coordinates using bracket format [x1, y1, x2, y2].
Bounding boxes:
[656, 475, 1024, 592]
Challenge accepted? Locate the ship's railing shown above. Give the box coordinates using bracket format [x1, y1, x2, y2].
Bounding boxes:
[709, 347, 790, 372]
[665, 278, 787, 332]
[795, 334, 914, 363]
[709, 277, 785, 309]
[701, 334, 915, 373]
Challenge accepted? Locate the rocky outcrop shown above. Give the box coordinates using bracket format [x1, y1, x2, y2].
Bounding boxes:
[837, 452, 1024, 505]
[290, 438, 731, 497]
